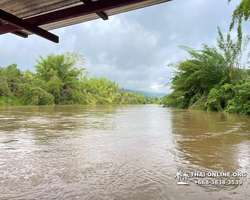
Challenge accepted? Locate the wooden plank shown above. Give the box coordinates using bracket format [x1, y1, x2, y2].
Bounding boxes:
[97, 11, 108, 20]
[0, 9, 58, 43]
[81, 0, 109, 20]
[0, 0, 147, 35]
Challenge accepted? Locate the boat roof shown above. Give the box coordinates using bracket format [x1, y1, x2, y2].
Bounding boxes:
[0, 0, 172, 43]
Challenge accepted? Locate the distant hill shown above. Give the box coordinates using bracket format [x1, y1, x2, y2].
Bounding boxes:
[123, 89, 167, 98]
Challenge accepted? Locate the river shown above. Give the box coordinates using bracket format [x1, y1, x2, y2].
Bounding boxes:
[0, 105, 249, 200]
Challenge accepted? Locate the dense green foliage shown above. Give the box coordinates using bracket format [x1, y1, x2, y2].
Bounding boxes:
[124, 89, 167, 99]
[0, 53, 151, 106]
[163, 25, 250, 115]
[146, 97, 162, 104]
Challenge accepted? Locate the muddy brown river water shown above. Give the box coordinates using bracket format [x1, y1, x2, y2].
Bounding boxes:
[0, 105, 249, 200]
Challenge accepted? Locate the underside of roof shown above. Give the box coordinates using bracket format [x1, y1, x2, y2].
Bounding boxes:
[0, 0, 172, 43]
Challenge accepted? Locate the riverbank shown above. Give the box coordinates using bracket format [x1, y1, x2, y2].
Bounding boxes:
[0, 53, 157, 106]
[162, 25, 250, 115]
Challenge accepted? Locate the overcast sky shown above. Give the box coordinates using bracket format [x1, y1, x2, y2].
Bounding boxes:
[0, 0, 248, 94]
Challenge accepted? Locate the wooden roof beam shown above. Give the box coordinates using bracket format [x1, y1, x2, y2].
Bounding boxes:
[96, 11, 108, 20]
[0, 20, 28, 38]
[0, 9, 58, 43]
[81, 0, 108, 20]
[12, 31, 28, 38]
[0, 0, 147, 35]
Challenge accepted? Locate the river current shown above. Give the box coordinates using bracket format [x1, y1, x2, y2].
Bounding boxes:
[0, 105, 249, 199]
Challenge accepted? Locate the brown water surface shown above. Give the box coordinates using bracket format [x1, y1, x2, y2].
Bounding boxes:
[0, 105, 249, 199]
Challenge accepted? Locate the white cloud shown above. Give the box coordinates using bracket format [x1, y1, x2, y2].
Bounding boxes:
[0, 0, 247, 94]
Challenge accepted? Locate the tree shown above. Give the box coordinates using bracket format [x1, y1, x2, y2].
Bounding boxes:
[65, 52, 86, 70]
[163, 24, 250, 110]
[0, 53, 148, 106]
[228, 0, 250, 30]
[34, 53, 86, 104]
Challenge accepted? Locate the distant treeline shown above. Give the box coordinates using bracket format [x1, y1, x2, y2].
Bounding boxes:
[162, 25, 250, 115]
[123, 89, 167, 99]
[0, 53, 159, 106]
